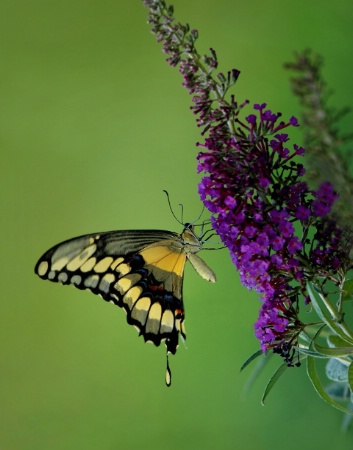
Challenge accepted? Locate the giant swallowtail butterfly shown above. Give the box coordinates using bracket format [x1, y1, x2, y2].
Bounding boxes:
[35, 222, 216, 386]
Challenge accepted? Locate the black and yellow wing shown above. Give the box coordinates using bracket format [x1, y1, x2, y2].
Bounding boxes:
[35, 225, 216, 385]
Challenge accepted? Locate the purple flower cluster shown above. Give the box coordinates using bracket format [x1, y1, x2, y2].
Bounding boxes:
[143, 0, 350, 363]
[197, 104, 347, 361]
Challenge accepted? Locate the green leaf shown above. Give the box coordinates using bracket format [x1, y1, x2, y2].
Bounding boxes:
[240, 349, 263, 372]
[314, 341, 353, 358]
[342, 279, 353, 302]
[295, 346, 326, 358]
[307, 329, 353, 415]
[241, 351, 272, 395]
[327, 334, 353, 348]
[326, 358, 349, 382]
[307, 283, 353, 345]
[261, 363, 289, 406]
[307, 356, 353, 414]
[326, 381, 350, 400]
[348, 362, 353, 393]
[309, 326, 353, 358]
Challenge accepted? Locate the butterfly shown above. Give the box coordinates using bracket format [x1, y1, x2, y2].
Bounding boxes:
[35, 222, 216, 386]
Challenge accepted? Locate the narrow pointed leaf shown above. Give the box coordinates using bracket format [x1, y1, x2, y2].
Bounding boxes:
[242, 351, 272, 395]
[307, 355, 353, 414]
[313, 341, 353, 357]
[307, 283, 353, 345]
[307, 327, 353, 415]
[328, 335, 353, 348]
[240, 349, 264, 372]
[261, 363, 288, 405]
[294, 346, 326, 358]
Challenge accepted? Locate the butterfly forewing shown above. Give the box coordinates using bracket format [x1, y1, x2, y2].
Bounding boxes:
[35, 230, 188, 354]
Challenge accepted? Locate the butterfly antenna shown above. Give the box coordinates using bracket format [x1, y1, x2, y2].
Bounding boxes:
[199, 217, 210, 237]
[190, 203, 206, 227]
[163, 190, 183, 225]
[179, 202, 184, 224]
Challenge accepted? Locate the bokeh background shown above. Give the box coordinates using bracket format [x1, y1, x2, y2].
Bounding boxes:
[1, 1, 353, 449]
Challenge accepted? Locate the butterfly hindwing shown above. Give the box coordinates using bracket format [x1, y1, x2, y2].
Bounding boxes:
[35, 230, 187, 354]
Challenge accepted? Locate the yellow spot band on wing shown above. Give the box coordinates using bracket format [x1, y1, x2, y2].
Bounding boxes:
[115, 273, 141, 295]
[115, 263, 131, 276]
[131, 297, 151, 325]
[122, 286, 142, 309]
[99, 273, 116, 293]
[94, 257, 114, 273]
[160, 310, 174, 334]
[37, 261, 49, 277]
[51, 256, 70, 272]
[111, 257, 124, 270]
[66, 244, 97, 272]
[145, 303, 162, 334]
[80, 257, 96, 272]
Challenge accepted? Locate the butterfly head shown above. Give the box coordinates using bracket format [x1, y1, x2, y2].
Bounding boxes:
[180, 222, 205, 253]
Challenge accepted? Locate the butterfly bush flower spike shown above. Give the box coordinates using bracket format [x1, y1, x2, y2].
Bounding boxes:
[143, 0, 353, 412]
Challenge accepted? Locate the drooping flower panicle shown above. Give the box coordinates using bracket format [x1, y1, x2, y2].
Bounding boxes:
[143, 0, 352, 367]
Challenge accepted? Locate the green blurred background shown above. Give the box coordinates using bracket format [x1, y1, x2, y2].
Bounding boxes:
[1, 1, 353, 449]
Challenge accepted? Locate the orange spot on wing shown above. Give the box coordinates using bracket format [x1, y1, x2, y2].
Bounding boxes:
[150, 284, 164, 291]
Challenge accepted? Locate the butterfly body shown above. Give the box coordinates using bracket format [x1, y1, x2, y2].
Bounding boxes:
[35, 224, 216, 384]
